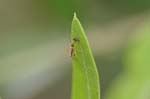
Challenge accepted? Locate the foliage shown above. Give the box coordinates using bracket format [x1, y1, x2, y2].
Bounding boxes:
[71, 13, 100, 99]
[105, 20, 150, 99]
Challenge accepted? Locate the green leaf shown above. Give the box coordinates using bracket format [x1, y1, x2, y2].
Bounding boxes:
[125, 21, 150, 78]
[71, 13, 100, 99]
[105, 20, 150, 99]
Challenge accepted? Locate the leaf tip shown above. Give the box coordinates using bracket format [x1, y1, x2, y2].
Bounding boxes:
[74, 12, 77, 18]
[73, 12, 78, 21]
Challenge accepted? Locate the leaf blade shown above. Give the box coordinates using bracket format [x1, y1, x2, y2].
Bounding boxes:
[71, 13, 100, 99]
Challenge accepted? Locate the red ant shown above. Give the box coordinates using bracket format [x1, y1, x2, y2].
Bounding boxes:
[69, 43, 75, 57]
[69, 38, 80, 58]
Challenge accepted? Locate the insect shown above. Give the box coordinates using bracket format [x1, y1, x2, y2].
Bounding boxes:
[73, 38, 80, 42]
[69, 37, 80, 58]
[69, 43, 74, 57]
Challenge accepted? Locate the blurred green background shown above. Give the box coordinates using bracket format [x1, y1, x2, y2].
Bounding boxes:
[0, 0, 150, 99]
